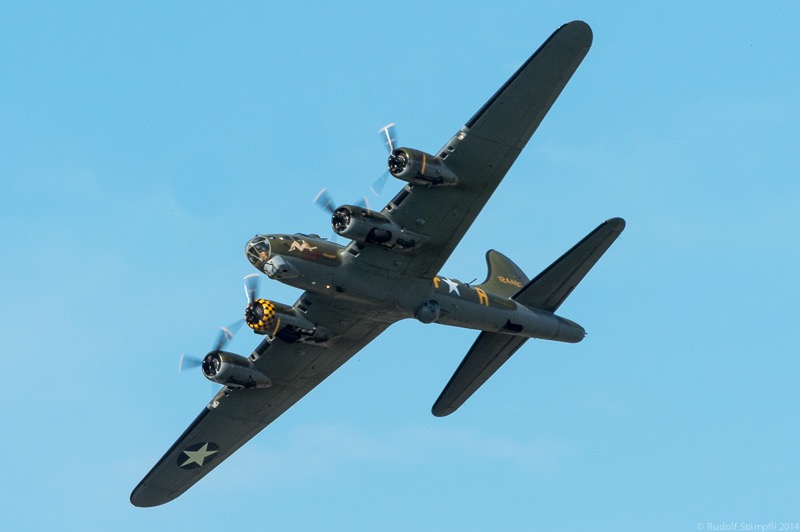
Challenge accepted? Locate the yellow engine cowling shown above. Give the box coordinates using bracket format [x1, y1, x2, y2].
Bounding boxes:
[244, 298, 316, 337]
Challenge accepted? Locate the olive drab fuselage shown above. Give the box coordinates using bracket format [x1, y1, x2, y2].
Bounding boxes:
[245, 233, 585, 344]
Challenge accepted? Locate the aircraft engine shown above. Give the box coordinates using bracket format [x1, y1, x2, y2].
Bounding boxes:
[388, 148, 458, 186]
[245, 297, 317, 339]
[332, 205, 422, 250]
[201, 351, 272, 389]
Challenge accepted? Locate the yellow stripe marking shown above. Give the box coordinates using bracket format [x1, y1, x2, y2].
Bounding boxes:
[475, 287, 489, 307]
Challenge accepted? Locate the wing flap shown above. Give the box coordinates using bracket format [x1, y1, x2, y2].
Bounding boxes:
[432, 332, 528, 417]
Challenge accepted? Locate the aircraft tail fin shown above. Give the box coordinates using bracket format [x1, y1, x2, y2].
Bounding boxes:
[432, 218, 625, 417]
[474, 250, 531, 298]
[513, 217, 625, 312]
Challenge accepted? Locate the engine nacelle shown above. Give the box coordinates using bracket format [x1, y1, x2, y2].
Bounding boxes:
[201, 351, 272, 389]
[388, 148, 458, 186]
[332, 205, 424, 250]
[245, 298, 316, 337]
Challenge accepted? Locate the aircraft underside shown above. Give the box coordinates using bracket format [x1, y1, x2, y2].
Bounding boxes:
[131, 20, 625, 508]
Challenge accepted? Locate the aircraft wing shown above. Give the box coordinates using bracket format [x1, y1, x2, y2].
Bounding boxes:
[130, 295, 389, 507]
[356, 21, 593, 278]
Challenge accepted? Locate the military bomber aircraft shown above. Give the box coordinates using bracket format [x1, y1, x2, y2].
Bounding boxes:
[131, 20, 624, 507]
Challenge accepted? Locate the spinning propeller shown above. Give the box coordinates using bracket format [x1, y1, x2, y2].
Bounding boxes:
[312, 123, 398, 215]
[244, 273, 259, 305]
[374, 123, 397, 196]
[178, 275, 262, 373]
[312, 188, 371, 215]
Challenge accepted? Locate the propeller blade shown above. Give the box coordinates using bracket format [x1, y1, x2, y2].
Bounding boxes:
[213, 328, 232, 352]
[378, 123, 397, 153]
[179, 353, 203, 372]
[179, 278, 253, 377]
[214, 320, 245, 351]
[370, 171, 390, 196]
[244, 273, 260, 304]
[372, 123, 397, 198]
[314, 123, 396, 222]
[353, 195, 372, 214]
[313, 188, 337, 213]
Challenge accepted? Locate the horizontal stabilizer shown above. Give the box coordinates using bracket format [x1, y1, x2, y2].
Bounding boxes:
[432, 332, 528, 417]
[514, 217, 625, 312]
[433, 218, 624, 416]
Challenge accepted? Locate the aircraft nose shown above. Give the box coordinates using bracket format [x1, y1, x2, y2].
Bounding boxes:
[245, 236, 271, 270]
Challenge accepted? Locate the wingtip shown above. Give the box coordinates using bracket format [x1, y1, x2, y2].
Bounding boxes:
[130, 486, 153, 508]
[605, 217, 626, 232]
[431, 405, 454, 418]
[561, 20, 593, 47]
[130, 480, 177, 508]
[130, 490, 171, 508]
[130, 491, 149, 508]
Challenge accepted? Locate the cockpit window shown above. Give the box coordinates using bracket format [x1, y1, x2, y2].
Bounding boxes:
[246, 235, 271, 268]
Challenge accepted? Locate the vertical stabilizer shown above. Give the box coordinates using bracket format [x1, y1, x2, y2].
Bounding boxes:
[475, 250, 531, 298]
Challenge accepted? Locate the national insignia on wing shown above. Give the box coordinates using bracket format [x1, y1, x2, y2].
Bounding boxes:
[177, 442, 219, 469]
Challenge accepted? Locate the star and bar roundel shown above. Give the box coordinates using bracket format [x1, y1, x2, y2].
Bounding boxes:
[177, 442, 220, 469]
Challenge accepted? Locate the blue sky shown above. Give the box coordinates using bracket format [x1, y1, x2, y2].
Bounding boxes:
[2, 2, 799, 530]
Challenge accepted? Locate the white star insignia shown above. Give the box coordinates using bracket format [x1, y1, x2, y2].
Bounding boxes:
[441, 277, 460, 296]
[179, 443, 219, 468]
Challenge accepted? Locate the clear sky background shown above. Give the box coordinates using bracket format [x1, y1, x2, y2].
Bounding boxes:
[2, 2, 798, 530]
